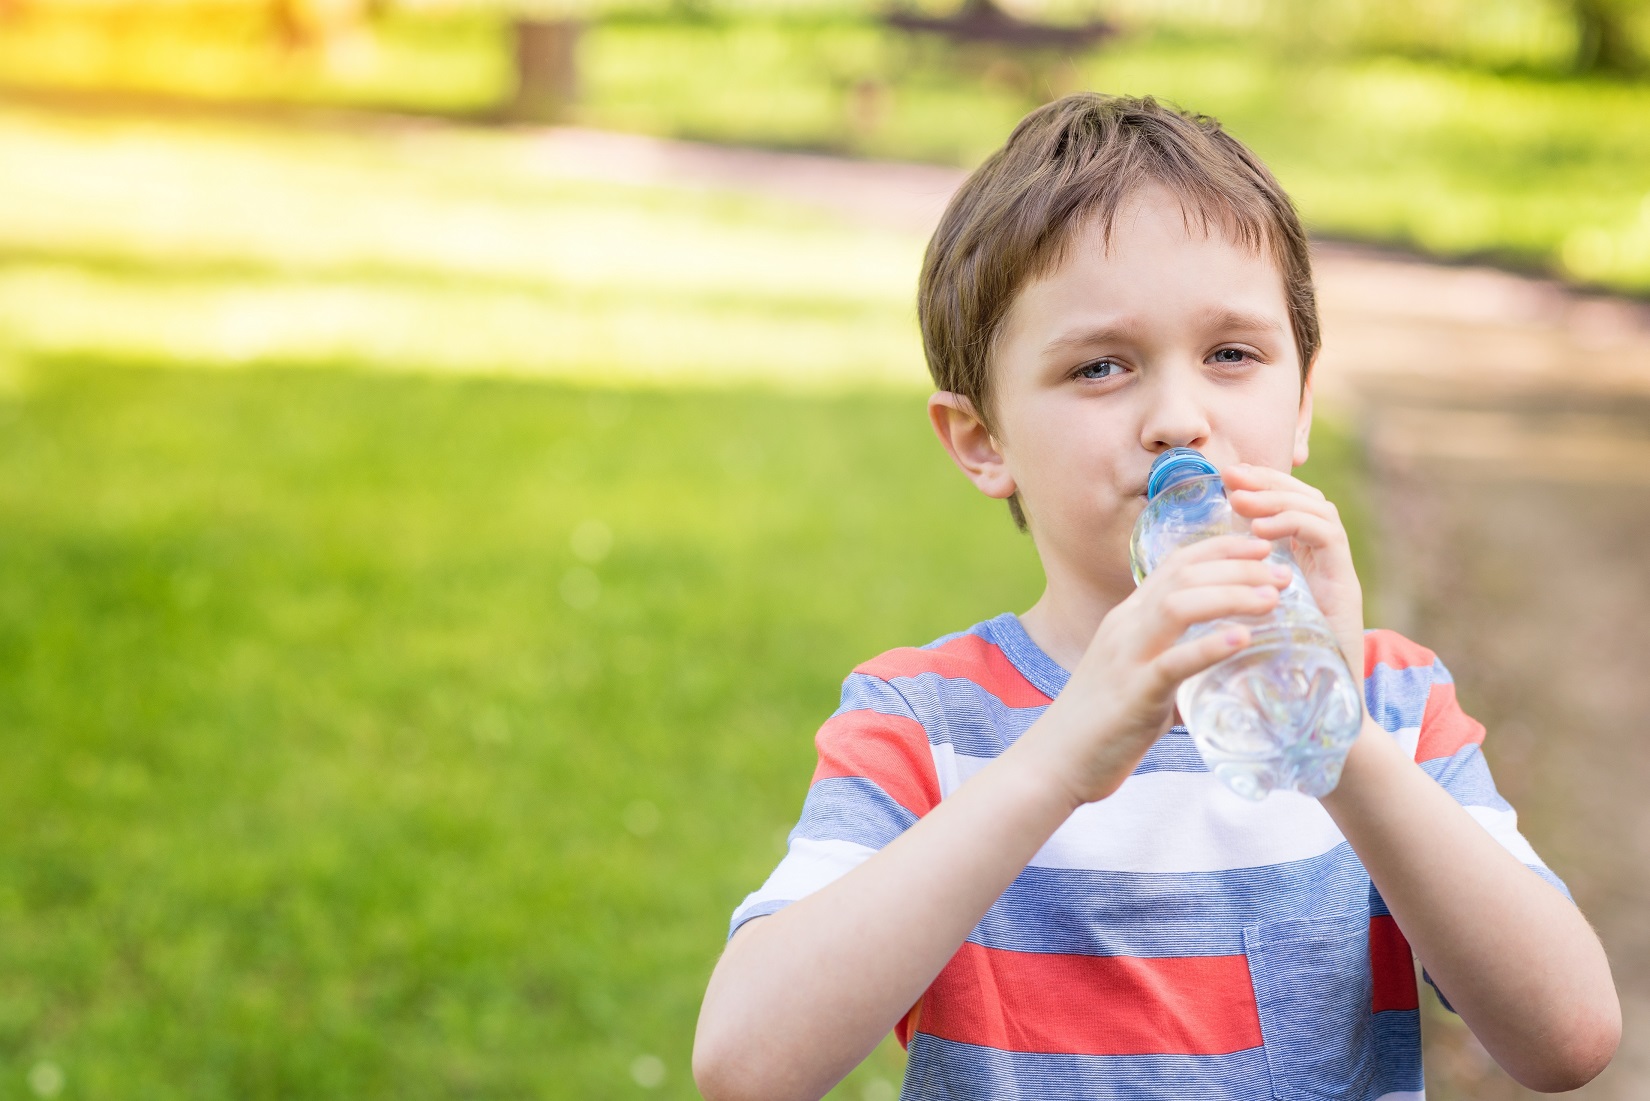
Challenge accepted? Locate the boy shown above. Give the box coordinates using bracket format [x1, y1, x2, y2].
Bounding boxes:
[693, 94, 1619, 1100]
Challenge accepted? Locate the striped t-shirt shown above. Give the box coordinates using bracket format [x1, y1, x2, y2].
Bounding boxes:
[731, 613, 1570, 1100]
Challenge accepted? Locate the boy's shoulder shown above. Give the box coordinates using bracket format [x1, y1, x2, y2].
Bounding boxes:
[1361, 626, 1447, 679]
[845, 614, 1052, 711]
[1361, 627, 1486, 762]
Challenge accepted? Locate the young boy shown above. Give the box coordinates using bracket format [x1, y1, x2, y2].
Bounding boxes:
[693, 94, 1619, 1100]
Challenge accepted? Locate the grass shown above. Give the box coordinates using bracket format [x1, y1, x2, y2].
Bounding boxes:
[0, 108, 1373, 1096]
[0, 107, 928, 389]
[0, 362, 1367, 1099]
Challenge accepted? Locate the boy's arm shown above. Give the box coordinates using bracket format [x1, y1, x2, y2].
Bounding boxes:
[693, 535, 1291, 1101]
[1225, 463, 1621, 1092]
[1321, 721, 1619, 1092]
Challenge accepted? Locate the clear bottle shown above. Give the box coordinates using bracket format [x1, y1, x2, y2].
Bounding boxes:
[1128, 448, 1363, 800]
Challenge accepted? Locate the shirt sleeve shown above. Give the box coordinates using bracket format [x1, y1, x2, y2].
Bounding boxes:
[728, 671, 941, 939]
[1363, 629, 1573, 1010]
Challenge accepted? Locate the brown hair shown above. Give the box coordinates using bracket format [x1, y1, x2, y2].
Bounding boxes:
[917, 93, 1320, 530]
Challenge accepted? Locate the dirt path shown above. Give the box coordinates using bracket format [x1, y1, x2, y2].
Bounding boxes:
[537, 126, 1650, 1099]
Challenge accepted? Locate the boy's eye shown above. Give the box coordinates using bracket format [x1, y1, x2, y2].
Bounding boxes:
[1211, 347, 1254, 364]
[1075, 359, 1123, 380]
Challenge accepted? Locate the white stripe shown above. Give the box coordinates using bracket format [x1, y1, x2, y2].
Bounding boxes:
[730, 837, 875, 922]
[945, 752, 1348, 873]
[1394, 723, 1421, 760]
[929, 740, 963, 798]
[1464, 805, 1544, 867]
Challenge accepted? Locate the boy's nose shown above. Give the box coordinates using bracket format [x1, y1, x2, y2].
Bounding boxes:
[1140, 393, 1211, 454]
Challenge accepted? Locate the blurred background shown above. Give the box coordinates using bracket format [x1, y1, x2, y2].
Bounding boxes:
[1, 0, 1648, 1097]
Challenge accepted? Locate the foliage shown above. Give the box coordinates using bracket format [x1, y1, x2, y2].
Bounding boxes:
[578, 20, 1650, 292]
[1, 7, 1648, 293]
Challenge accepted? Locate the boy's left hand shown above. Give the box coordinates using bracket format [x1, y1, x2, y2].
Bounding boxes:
[1221, 463, 1366, 679]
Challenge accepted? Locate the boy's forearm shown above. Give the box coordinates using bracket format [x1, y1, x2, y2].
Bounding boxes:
[1320, 720, 1620, 1092]
[694, 721, 1085, 1101]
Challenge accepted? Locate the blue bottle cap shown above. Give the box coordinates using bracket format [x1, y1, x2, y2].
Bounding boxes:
[1146, 447, 1220, 499]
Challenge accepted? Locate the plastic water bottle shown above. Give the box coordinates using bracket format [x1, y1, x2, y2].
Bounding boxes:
[1128, 448, 1363, 800]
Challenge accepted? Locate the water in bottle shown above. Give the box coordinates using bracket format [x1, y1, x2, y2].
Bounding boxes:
[1128, 448, 1363, 800]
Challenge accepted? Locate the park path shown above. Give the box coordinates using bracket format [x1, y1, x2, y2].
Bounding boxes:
[536, 126, 1650, 1099]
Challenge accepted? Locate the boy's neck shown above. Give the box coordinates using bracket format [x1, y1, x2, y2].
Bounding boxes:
[1017, 576, 1129, 674]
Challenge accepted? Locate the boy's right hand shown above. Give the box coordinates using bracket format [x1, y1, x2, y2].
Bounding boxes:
[1023, 535, 1290, 808]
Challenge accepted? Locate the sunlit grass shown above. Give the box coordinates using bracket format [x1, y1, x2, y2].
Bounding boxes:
[0, 363, 1044, 1098]
[0, 359, 1369, 1099]
[0, 109, 929, 388]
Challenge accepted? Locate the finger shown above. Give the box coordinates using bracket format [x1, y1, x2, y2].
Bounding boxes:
[1172, 557, 1293, 590]
[1155, 584, 1281, 635]
[1157, 534, 1274, 570]
[1147, 623, 1253, 691]
[1222, 463, 1326, 500]
[1247, 510, 1346, 550]
[1227, 488, 1339, 523]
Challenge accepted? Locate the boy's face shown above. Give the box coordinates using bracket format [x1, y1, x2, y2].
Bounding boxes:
[940, 185, 1313, 598]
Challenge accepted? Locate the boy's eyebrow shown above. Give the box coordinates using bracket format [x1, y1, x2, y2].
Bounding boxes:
[1043, 308, 1284, 356]
[1198, 307, 1287, 336]
[1041, 320, 1145, 355]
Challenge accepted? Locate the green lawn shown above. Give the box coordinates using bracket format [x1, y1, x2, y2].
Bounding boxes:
[0, 363, 1040, 1098]
[0, 363, 1366, 1099]
[0, 109, 1372, 1097]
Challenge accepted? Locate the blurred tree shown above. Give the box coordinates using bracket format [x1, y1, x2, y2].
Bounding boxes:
[1567, 0, 1644, 73]
[509, 16, 582, 120]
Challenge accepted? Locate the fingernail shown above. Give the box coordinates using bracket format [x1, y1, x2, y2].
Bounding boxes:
[1253, 585, 1278, 598]
[1271, 563, 1291, 581]
[1224, 629, 1246, 646]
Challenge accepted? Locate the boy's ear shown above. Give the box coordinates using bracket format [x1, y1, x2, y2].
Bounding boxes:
[928, 392, 1017, 501]
[1291, 364, 1316, 469]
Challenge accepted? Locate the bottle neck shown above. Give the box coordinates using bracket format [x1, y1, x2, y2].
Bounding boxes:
[1147, 448, 1222, 500]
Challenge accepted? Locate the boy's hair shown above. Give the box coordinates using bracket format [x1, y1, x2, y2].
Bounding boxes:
[918, 93, 1320, 530]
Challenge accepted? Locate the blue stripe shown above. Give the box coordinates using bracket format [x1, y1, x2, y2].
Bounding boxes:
[1365, 661, 1434, 734]
[850, 671, 1039, 757]
[1134, 727, 1209, 775]
[790, 776, 916, 851]
[976, 613, 1071, 700]
[1372, 1009, 1425, 1093]
[1421, 745, 1513, 811]
[837, 673, 921, 722]
[901, 1035, 1273, 1101]
[728, 897, 788, 939]
[969, 844, 1373, 956]
[1529, 863, 1573, 902]
[841, 672, 1207, 776]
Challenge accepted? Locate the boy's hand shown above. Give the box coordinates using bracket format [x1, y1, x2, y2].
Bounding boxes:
[1030, 534, 1290, 807]
[1222, 463, 1366, 678]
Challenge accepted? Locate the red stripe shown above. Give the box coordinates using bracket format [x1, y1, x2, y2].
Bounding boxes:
[812, 710, 941, 816]
[1415, 680, 1486, 763]
[1369, 916, 1419, 1012]
[916, 941, 1262, 1056]
[856, 634, 1051, 709]
[1362, 628, 1438, 676]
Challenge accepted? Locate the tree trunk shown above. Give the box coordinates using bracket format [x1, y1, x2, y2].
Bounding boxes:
[1570, 0, 1641, 75]
[509, 18, 583, 122]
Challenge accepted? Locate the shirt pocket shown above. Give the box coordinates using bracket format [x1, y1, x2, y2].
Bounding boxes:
[1243, 910, 1378, 1101]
